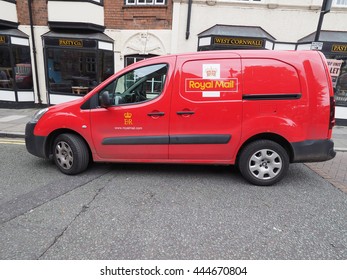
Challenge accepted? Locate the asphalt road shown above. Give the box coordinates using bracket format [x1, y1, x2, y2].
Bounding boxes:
[0, 139, 346, 260]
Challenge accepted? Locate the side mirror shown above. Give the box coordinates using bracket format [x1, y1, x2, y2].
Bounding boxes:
[100, 91, 111, 108]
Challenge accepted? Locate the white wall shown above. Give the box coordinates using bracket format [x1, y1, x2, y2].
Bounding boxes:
[47, 1, 104, 26]
[0, 0, 18, 24]
[105, 29, 172, 72]
[19, 26, 50, 104]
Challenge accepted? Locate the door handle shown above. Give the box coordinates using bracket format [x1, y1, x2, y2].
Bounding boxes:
[147, 112, 165, 117]
[176, 111, 195, 115]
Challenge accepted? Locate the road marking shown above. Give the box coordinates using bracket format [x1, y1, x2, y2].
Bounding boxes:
[0, 115, 27, 122]
[0, 138, 25, 145]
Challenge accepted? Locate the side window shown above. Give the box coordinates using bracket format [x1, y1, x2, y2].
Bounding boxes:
[99, 63, 167, 106]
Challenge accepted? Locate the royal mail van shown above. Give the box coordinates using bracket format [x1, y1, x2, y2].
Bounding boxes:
[25, 50, 336, 186]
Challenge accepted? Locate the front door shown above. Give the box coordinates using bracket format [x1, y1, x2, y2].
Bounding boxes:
[169, 54, 243, 162]
[90, 61, 173, 160]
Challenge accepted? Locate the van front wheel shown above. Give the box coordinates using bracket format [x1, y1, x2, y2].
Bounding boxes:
[53, 133, 90, 175]
[238, 140, 289, 186]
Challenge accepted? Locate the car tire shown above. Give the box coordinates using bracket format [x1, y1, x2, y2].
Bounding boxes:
[53, 133, 90, 175]
[238, 140, 289, 186]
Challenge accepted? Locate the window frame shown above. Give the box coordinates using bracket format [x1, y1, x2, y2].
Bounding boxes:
[334, 0, 347, 7]
[98, 63, 168, 107]
[124, 0, 166, 5]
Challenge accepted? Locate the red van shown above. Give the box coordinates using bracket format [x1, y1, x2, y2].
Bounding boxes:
[25, 50, 336, 186]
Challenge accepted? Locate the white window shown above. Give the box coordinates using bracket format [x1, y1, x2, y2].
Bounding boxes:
[125, 0, 166, 5]
[335, 0, 347, 6]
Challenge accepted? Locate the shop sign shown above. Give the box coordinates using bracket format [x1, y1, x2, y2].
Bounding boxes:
[0, 36, 7, 44]
[326, 59, 343, 87]
[213, 36, 264, 48]
[311, 41, 323, 50]
[59, 39, 83, 48]
[44, 37, 97, 48]
[331, 44, 347, 53]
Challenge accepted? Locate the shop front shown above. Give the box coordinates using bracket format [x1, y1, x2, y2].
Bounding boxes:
[43, 31, 114, 105]
[299, 31, 347, 108]
[0, 29, 34, 105]
[197, 24, 276, 51]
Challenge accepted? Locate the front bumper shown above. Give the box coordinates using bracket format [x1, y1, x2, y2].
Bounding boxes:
[291, 139, 336, 163]
[25, 122, 48, 159]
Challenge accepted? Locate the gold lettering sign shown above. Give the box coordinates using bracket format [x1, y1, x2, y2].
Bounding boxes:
[214, 37, 264, 48]
[186, 78, 238, 92]
[59, 39, 83, 47]
[331, 44, 347, 53]
[0, 36, 5, 44]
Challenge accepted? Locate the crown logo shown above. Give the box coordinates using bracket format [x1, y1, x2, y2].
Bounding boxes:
[124, 112, 132, 119]
[205, 66, 217, 77]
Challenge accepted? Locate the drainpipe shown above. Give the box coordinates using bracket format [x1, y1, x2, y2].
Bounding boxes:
[28, 0, 42, 104]
[314, 0, 332, 42]
[185, 0, 193, 40]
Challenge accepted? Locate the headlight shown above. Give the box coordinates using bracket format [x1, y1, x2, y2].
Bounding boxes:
[30, 108, 49, 123]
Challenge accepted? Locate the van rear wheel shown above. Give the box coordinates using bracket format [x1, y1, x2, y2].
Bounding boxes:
[53, 133, 89, 175]
[238, 140, 289, 186]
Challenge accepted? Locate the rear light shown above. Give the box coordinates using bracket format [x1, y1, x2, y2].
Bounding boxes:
[329, 96, 335, 130]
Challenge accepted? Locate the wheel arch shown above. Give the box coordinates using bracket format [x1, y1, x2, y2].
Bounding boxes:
[236, 133, 294, 165]
[44, 128, 92, 161]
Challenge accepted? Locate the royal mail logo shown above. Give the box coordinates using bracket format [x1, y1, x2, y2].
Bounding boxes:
[124, 112, 132, 119]
[124, 112, 133, 125]
[186, 78, 238, 92]
[205, 66, 218, 78]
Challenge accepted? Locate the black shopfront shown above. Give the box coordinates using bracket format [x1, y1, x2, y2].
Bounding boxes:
[321, 42, 347, 107]
[298, 31, 347, 107]
[43, 31, 114, 104]
[0, 29, 34, 104]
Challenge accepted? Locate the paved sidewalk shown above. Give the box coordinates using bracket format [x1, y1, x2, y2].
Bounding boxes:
[0, 107, 346, 192]
[0, 108, 37, 138]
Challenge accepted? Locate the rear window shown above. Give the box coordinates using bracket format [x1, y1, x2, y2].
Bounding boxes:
[242, 59, 301, 94]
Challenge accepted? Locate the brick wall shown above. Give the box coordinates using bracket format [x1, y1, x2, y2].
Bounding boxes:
[105, 0, 172, 30]
[17, 0, 48, 26]
[16, 0, 172, 30]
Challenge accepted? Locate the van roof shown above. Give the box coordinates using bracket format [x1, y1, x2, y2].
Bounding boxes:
[142, 49, 319, 62]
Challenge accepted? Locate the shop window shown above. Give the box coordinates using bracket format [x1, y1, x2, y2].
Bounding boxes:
[0, 47, 13, 89]
[47, 48, 114, 95]
[98, 51, 114, 81]
[0, 45, 32, 90]
[327, 55, 347, 106]
[124, 54, 156, 67]
[99, 63, 167, 106]
[12, 46, 33, 90]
